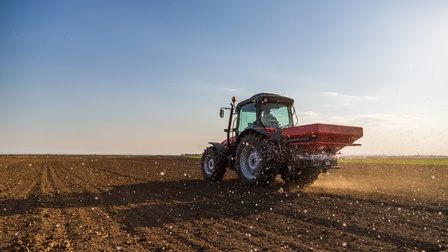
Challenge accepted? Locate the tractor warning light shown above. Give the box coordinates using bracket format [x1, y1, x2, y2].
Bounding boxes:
[232, 96, 236, 102]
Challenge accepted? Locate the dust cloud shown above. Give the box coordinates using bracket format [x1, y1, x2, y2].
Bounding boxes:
[308, 163, 447, 201]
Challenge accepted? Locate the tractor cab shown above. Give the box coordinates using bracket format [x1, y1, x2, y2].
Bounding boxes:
[234, 93, 295, 136]
[220, 93, 296, 145]
[236, 95, 295, 134]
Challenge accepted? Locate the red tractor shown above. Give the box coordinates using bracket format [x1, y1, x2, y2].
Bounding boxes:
[201, 93, 363, 187]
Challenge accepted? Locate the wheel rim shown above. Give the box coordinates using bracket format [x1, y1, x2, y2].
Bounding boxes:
[240, 145, 260, 180]
[203, 154, 215, 176]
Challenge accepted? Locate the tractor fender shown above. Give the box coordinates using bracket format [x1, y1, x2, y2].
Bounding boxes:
[207, 142, 226, 153]
[207, 142, 231, 168]
[237, 128, 282, 143]
[237, 129, 265, 142]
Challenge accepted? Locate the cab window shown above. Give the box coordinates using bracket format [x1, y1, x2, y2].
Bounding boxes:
[237, 103, 256, 134]
[261, 103, 292, 128]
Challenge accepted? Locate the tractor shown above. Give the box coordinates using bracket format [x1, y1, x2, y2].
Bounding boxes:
[201, 93, 363, 187]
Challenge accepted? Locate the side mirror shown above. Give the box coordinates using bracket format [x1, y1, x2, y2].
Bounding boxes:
[219, 108, 224, 118]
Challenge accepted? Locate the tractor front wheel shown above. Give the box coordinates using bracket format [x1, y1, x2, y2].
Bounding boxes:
[201, 146, 227, 181]
[235, 134, 276, 186]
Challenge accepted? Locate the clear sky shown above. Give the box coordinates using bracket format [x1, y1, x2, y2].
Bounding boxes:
[1, 0, 447, 155]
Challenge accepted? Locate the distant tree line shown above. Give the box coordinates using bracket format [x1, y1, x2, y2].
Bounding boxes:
[181, 153, 201, 157]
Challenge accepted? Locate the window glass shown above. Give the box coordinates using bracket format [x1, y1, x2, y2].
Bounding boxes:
[261, 103, 292, 128]
[237, 103, 256, 133]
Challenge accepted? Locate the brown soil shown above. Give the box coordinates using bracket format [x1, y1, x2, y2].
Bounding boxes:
[0, 155, 446, 251]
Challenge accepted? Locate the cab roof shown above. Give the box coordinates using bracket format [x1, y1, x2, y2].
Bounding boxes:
[236, 93, 294, 108]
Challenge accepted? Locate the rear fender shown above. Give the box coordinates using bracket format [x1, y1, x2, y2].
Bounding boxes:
[237, 128, 281, 143]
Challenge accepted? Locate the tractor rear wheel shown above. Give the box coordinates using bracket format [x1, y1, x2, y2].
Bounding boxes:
[201, 146, 227, 181]
[235, 134, 276, 186]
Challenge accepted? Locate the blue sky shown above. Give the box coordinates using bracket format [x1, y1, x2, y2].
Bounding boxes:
[1, 0, 447, 155]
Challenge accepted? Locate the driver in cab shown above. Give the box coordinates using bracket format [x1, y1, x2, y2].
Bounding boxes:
[261, 106, 278, 128]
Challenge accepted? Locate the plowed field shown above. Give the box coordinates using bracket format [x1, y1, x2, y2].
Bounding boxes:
[0, 155, 446, 251]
